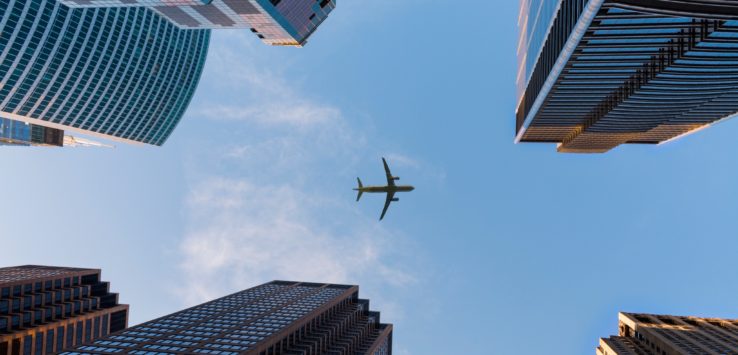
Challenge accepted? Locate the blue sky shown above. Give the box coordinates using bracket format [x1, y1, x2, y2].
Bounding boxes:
[3, 1, 738, 354]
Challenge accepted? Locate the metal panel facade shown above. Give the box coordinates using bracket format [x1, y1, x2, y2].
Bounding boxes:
[60, 0, 336, 47]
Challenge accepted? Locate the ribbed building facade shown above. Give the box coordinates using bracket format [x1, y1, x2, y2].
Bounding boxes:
[0, 0, 209, 146]
[61, 281, 391, 355]
[597, 312, 738, 355]
[0, 265, 128, 355]
[517, 1, 738, 153]
[60, 0, 337, 47]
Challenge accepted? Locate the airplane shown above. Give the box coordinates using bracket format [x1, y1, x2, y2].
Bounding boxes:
[354, 157, 415, 220]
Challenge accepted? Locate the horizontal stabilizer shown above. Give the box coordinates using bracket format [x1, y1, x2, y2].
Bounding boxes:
[355, 177, 363, 201]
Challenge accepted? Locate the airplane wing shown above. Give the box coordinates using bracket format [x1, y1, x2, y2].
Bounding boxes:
[379, 191, 395, 221]
[382, 157, 395, 187]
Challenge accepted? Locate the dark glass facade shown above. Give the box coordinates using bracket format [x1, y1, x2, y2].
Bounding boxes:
[0, 117, 63, 147]
[0, 0, 210, 146]
[0, 265, 129, 355]
[597, 312, 738, 354]
[60, 0, 336, 47]
[516, 1, 738, 153]
[61, 281, 392, 355]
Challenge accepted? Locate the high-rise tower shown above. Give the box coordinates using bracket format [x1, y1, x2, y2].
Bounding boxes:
[0, 0, 209, 146]
[61, 281, 391, 355]
[59, 0, 337, 47]
[0, 265, 128, 355]
[596, 312, 738, 354]
[517, 1, 738, 153]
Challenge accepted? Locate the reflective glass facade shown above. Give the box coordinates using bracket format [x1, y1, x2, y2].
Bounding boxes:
[517, 0, 562, 101]
[61, 281, 392, 355]
[60, 0, 337, 47]
[0, 0, 210, 145]
[0, 265, 128, 355]
[516, 1, 738, 153]
[0, 117, 63, 147]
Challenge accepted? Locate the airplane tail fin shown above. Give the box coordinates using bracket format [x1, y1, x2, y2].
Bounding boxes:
[354, 178, 363, 201]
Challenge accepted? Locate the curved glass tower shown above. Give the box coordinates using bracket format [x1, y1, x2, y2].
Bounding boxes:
[0, 0, 210, 146]
[517, 1, 738, 153]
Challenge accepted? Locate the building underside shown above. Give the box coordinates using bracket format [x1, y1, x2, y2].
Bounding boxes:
[517, 0, 738, 153]
[597, 312, 738, 355]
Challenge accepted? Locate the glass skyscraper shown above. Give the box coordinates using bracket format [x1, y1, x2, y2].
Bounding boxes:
[0, 0, 209, 146]
[0, 118, 63, 147]
[516, 1, 738, 153]
[0, 265, 128, 355]
[61, 280, 392, 355]
[59, 0, 337, 47]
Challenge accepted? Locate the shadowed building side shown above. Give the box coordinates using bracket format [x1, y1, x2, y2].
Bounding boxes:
[0, 0, 210, 146]
[61, 281, 391, 355]
[517, 0, 738, 153]
[0, 265, 129, 355]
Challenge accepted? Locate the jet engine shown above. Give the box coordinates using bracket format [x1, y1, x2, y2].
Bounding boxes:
[391, 198, 399, 202]
[393, 176, 400, 180]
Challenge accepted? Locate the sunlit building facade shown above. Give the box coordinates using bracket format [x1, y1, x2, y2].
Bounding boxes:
[0, 265, 128, 355]
[517, 1, 738, 153]
[59, 0, 337, 47]
[596, 312, 738, 355]
[61, 281, 392, 355]
[0, 0, 209, 146]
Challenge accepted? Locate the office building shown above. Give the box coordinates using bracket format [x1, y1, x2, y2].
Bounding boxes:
[0, 118, 63, 147]
[0, 0, 209, 146]
[517, 1, 738, 153]
[596, 312, 738, 354]
[0, 265, 129, 355]
[59, 0, 337, 47]
[61, 280, 392, 355]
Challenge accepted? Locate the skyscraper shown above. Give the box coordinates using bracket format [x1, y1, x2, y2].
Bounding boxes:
[0, 0, 210, 146]
[59, 0, 337, 47]
[517, 1, 738, 153]
[0, 118, 64, 147]
[61, 281, 392, 355]
[0, 265, 129, 355]
[596, 312, 738, 355]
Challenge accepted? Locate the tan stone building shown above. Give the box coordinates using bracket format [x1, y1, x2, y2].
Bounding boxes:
[597, 312, 738, 355]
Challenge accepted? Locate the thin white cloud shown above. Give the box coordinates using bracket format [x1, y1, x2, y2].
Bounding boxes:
[180, 177, 414, 304]
[200, 103, 341, 127]
[177, 31, 420, 315]
[383, 153, 421, 169]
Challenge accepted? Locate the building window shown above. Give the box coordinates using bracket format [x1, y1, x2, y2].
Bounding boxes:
[46, 329, 54, 353]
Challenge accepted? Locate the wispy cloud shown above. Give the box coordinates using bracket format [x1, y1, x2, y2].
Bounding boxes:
[180, 177, 415, 304]
[200, 103, 341, 127]
[177, 31, 420, 315]
[383, 153, 421, 169]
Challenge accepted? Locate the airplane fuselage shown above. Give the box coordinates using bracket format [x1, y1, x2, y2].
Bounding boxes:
[355, 157, 415, 220]
[357, 185, 415, 193]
